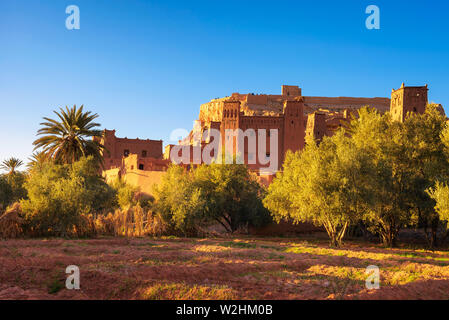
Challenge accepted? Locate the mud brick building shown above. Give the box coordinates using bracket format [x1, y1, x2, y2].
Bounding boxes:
[101, 83, 440, 194]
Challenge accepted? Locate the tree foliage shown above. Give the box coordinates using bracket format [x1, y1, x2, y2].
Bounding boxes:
[110, 178, 153, 210]
[428, 182, 449, 227]
[265, 106, 449, 248]
[33, 105, 104, 165]
[0, 175, 12, 210]
[347, 108, 414, 247]
[264, 131, 366, 247]
[154, 163, 270, 235]
[0, 158, 27, 209]
[21, 156, 116, 237]
[401, 104, 449, 247]
[0, 157, 24, 175]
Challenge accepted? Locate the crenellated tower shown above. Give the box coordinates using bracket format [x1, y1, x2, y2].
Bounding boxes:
[282, 98, 305, 156]
[390, 83, 428, 122]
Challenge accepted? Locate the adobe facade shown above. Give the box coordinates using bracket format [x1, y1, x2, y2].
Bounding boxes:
[390, 83, 428, 122]
[219, 98, 305, 172]
[185, 85, 392, 173]
[98, 130, 171, 194]
[102, 154, 169, 196]
[96, 129, 166, 171]
[100, 83, 442, 196]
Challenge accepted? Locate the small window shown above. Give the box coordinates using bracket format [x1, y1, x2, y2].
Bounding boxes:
[266, 152, 270, 158]
[124, 149, 130, 157]
[413, 107, 417, 112]
[142, 150, 147, 157]
[139, 164, 144, 170]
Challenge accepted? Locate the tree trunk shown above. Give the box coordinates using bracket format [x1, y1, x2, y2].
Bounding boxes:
[324, 221, 348, 248]
[423, 216, 440, 249]
[329, 235, 338, 248]
[381, 229, 397, 248]
[430, 216, 439, 249]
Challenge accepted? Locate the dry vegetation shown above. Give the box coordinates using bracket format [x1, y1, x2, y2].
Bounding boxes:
[0, 203, 23, 239]
[1, 236, 449, 300]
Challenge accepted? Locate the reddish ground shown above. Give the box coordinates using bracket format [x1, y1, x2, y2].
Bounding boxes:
[1, 236, 449, 300]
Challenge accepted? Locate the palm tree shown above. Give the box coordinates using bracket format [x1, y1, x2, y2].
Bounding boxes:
[0, 157, 24, 175]
[33, 105, 104, 165]
[27, 151, 48, 170]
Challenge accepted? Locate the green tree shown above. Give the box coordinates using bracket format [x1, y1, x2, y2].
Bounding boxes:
[264, 131, 365, 247]
[21, 156, 115, 237]
[0, 158, 27, 207]
[154, 165, 202, 234]
[0, 175, 12, 210]
[192, 162, 270, 233]
[154, 163, 269, 235]
[33, 105, 104, 165]
[109, 178, 153, 210]
[350, 108, 413, 247]
[402, 104, 449, 247]
[428, 182, 449, 230]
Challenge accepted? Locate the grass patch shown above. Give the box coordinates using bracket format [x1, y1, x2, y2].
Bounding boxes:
[141, 283, 236, 300]
[434, 257, 449, 262]
[194, 245, 231, 253]
[76, 242, 89, 247]
[267, 253, 285, 260]
[219, 241, 256, 249]
[134, 242, 157, 247]
[47, 278, 64, 294]
[260, 245, 282, 251]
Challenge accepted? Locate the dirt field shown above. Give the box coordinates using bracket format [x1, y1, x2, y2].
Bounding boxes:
[1, 236, 449, 300]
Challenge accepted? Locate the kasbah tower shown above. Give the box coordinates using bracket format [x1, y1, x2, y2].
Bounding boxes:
[98, 83, 444, 195]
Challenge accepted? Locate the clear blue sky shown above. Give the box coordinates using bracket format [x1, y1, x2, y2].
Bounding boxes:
[1, 0, 448, 168]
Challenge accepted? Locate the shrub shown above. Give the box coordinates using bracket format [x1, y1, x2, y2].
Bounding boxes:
[0, 175, 12, 210]
[110, 178, 154, 210]
[21, 157, 116, 237]
[0, 203, 24, 239]
[154, 163, 270, 235]
[0, 172, 27, 210]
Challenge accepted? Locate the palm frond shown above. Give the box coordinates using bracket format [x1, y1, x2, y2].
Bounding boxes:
[33, 105, 104, 165]
[0, 157, 24, 175]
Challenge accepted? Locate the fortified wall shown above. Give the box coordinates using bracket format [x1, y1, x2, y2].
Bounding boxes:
[98, 83, 443, 236]
[96, 129, 164, 170]
[199, 85, 391, 124]
[99, 130, 170, 197]
[100, 83, 441, 198]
